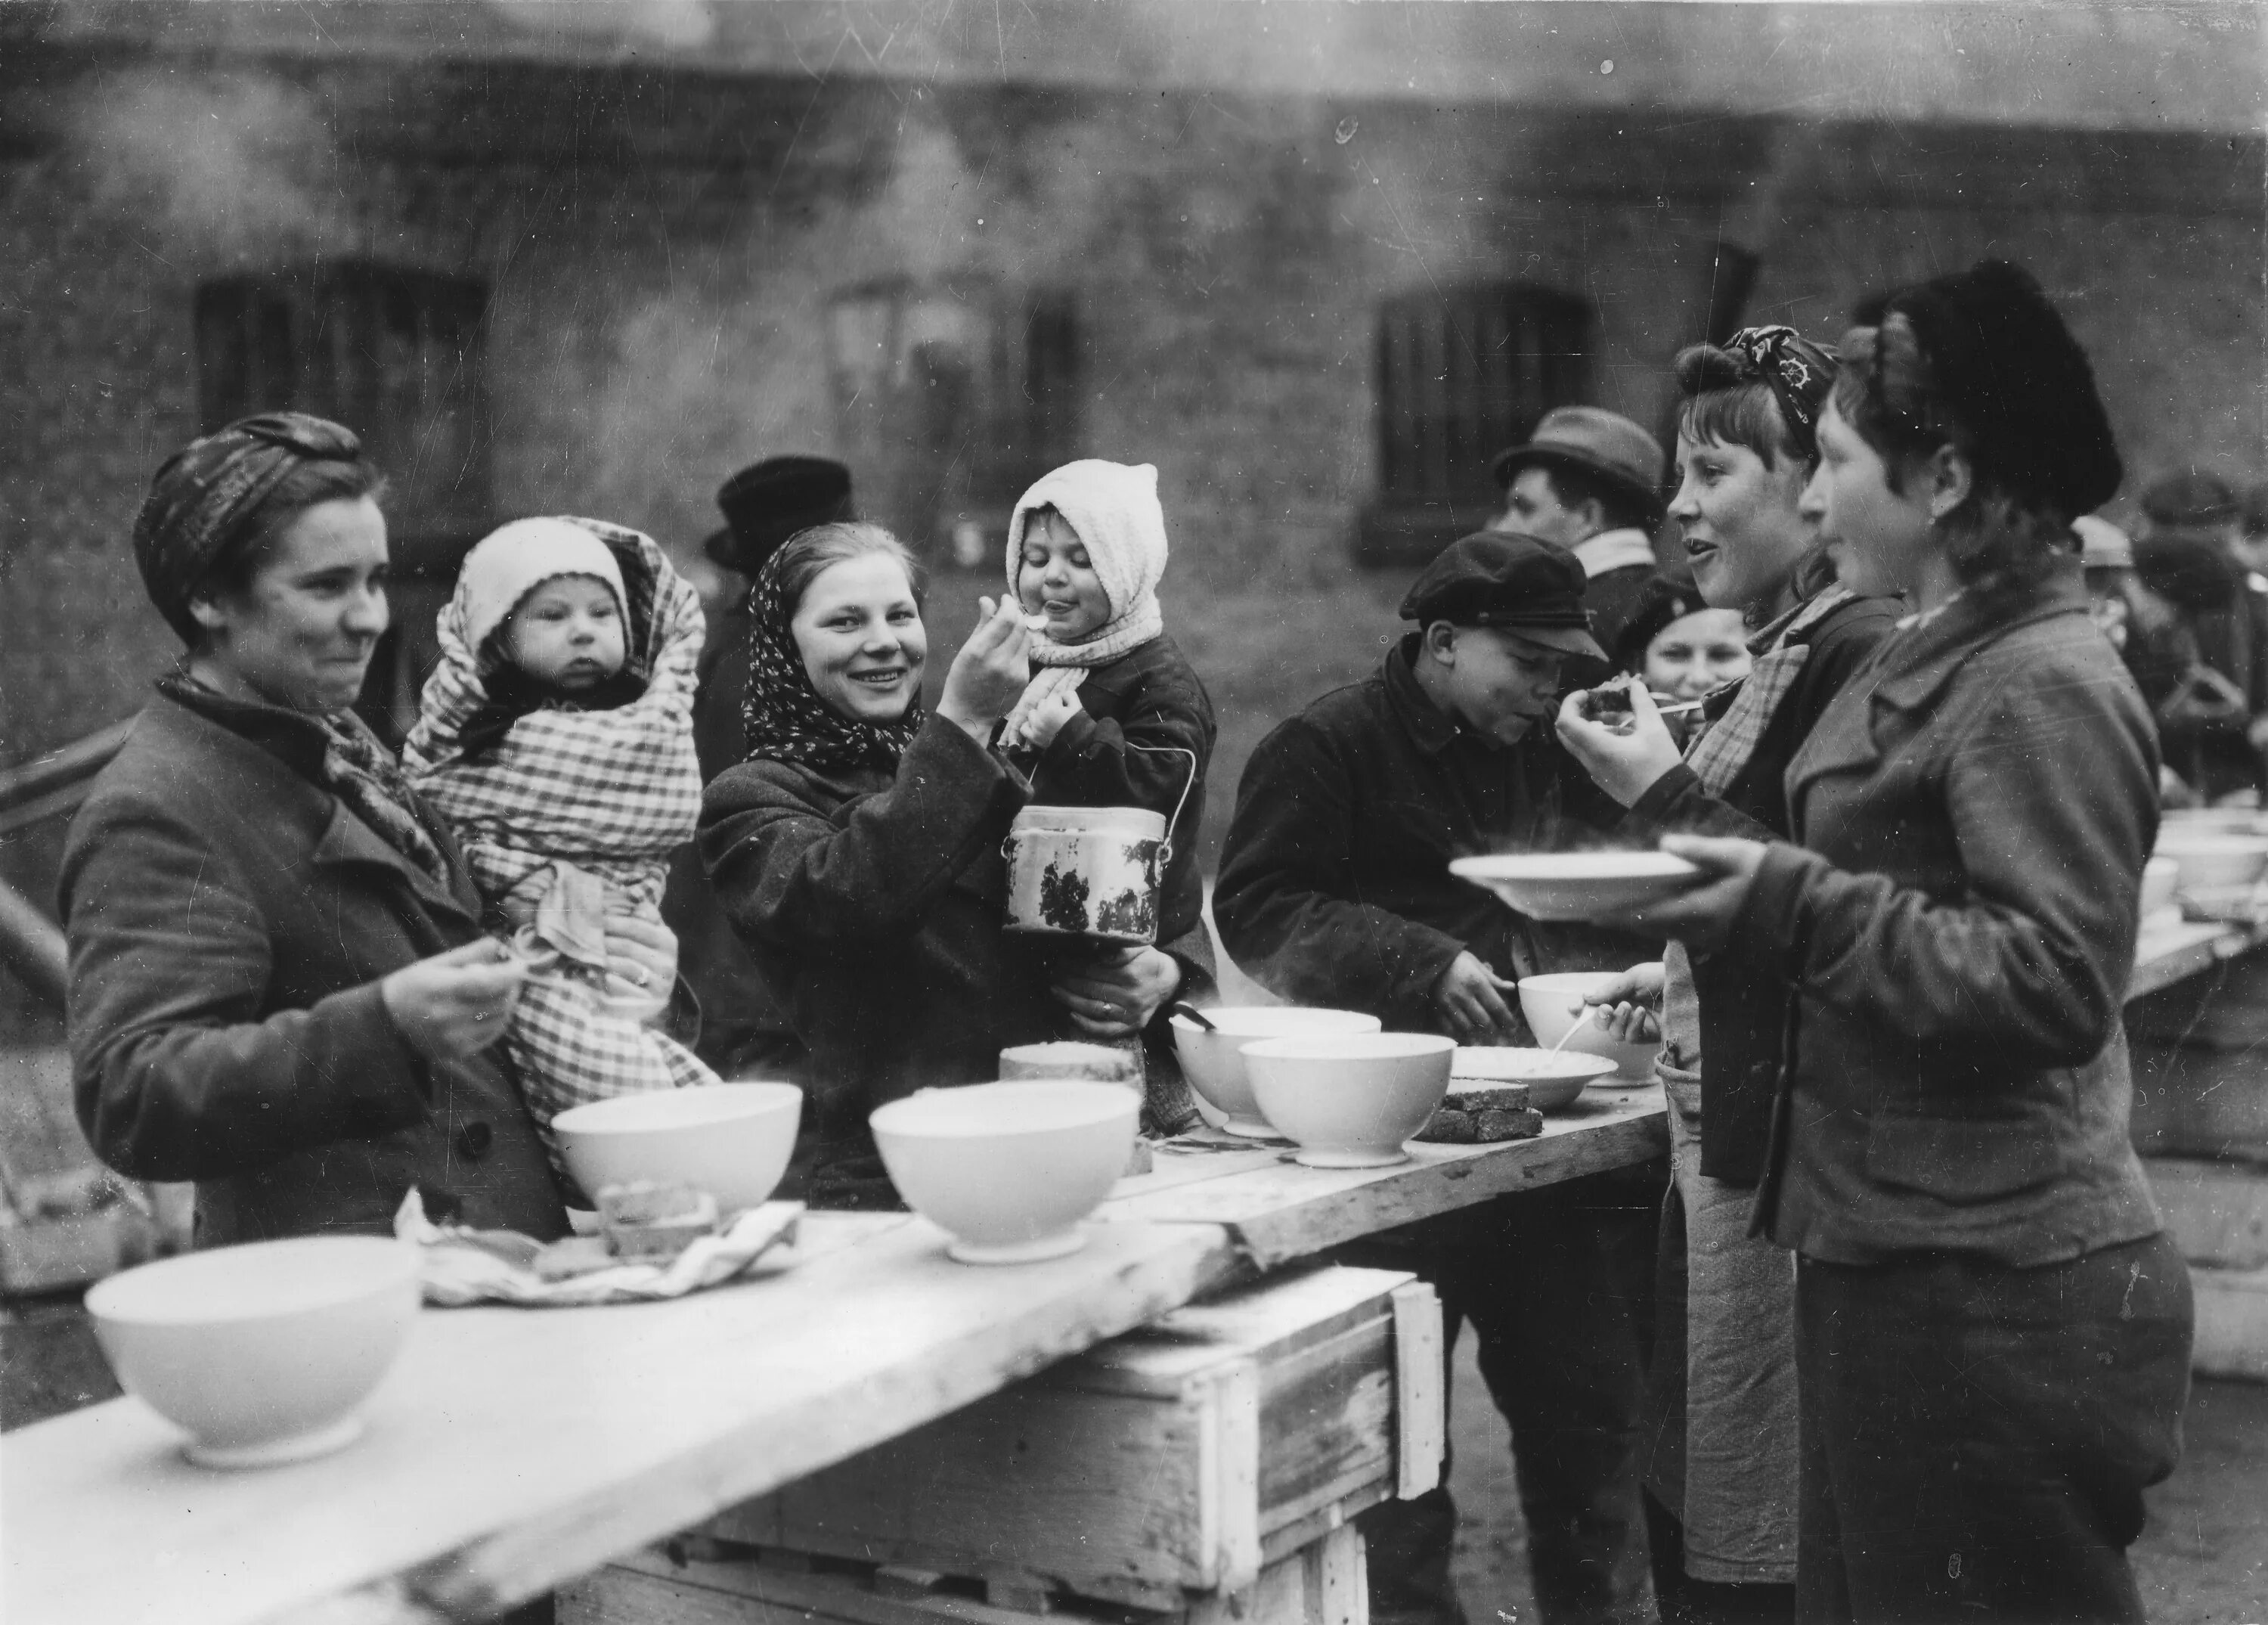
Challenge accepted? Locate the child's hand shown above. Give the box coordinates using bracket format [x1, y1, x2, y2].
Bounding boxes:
[1018, 690, 1083, 752]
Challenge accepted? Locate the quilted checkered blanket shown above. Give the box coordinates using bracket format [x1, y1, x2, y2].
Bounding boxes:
[404, 519, 716, 1161]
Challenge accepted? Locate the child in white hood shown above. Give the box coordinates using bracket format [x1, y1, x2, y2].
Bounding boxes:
[1002, 460, 1218, 997]
[404, 517, 717, 1187]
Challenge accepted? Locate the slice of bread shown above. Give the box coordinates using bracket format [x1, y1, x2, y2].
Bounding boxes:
[596, 1181, 720, 1261]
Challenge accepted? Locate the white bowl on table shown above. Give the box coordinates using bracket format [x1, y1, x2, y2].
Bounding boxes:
[1516, 972, 1664, 1081]
[1170, 1006, 1382, 1137]
[86, 1236, 421, 1469]
[553, 1081, 804, 1213]
[1449, 851, 1700, 923]
[870, 1081, 1139, 1265]
[1451, 1046, 1619, 1112]
[1241, 1032, 1455, 1168]
[2151, 832, 2268, 898]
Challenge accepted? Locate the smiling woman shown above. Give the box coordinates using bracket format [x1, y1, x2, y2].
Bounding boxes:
[61, 414, 569, 1245]
[701, 523, 1211, 1207]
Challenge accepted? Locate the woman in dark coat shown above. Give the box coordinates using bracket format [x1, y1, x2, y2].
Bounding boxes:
[1606, 264, 2191, 1623]
[64, 414, 673, 1245]
[1557, 330, 1896, 1625]
[699, 523, 1210, 1208]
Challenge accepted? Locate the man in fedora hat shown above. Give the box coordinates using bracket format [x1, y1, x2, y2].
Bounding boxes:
[663, 456, 856, 1075]
[1217, 533, 1656, 1625]
[1492, 406, 1668, 668]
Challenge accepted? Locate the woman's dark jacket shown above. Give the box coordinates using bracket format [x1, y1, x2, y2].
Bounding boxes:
[1618, 594, 1898, 1183]
[61, 687, 569, 1245]
[1014, 634, 1216, 945]
[1737, 560, 2164, 1266]
[700, 716, 1214, 1191]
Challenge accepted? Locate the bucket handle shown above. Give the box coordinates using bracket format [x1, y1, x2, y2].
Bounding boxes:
[1126, 742, 1201, 867]
[1000, 743, 1200, 867]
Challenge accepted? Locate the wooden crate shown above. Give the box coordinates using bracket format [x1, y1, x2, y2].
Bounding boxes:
[562, 1526, 1365, 1625]
[700, 1267, 1439, 1612]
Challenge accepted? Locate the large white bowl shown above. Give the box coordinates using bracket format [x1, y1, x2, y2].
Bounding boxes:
[553, 1081, 804, 1212]
[1516, 971, 1663, 1080]
[1450, 1046, 1619, 1112]
[2152, 832, 2268, 896]
[1451, 851, 1700, 923]
[2140, 854, 2182, 920]
[1170, 1006, 1382, 1137]
[86, 1236, 420, 1468]
[870, 1081, 1139, 1264]
[1241, 1032, 1456, 1168]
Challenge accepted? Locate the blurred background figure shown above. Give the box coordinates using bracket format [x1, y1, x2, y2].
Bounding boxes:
[663, 455, 856, 1077]
[2132, 470, 2268, 805]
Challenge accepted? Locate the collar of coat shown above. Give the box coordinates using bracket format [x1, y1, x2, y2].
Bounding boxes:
[1383, 634, 1477, 756]
[1572, 528, 1658, 579]
[1868, 556, 2093, 716]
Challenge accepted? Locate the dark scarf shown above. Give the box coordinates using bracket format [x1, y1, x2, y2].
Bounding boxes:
[160, 670, 452, 891]
[454, 660, 650, 762]
[739, 551, 925, 773]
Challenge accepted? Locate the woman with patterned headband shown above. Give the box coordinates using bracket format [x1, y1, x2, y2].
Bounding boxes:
[1589, 265, 2192, 1622]
[1557, 327, 1898, 1625]
[61, 414, 671, 1244]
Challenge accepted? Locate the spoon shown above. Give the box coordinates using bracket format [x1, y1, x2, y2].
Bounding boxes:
[1167, 1002, 1219, 1032]
[1550, 1006, 1597, 1052]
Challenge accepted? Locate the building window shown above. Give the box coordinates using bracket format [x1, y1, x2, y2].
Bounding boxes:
[1359, 282, 1593, 565]
[824, 277, 1080, 566]
[194, 262, 494, 742]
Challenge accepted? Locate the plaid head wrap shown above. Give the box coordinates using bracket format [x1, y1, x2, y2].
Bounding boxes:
[1723, 326, 1836, 463]
[133, 414, 364, 643]
[739, 547, 926, 773]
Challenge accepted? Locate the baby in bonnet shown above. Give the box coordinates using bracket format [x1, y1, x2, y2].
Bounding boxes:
[404, 517, 717, 1186]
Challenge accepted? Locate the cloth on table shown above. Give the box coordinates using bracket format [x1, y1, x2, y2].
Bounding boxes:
[404, 519, 717, 1165]
[395, 1189, 802, 1307]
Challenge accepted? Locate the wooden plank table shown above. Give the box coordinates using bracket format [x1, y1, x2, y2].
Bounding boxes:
[1106, 1086, 1670, 1268]
[2, 1213, 1241, 1625]
[2127, 916, 2267, 1001]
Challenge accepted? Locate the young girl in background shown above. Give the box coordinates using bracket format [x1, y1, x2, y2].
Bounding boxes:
[405, 517, 715, 1183]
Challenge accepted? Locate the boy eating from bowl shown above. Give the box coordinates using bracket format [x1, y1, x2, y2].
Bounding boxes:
[1213, 531, 1659, 1625]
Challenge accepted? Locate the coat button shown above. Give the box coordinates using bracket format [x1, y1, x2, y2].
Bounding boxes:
[455, 1121, 494, 1161]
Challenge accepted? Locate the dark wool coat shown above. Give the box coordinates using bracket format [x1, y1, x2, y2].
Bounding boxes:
[1213, 638, 1639, 1037]
[1014, 634, 1216, 946]
[1617, 594, 1899, 1183]
[701, 715, 1213, 1193]
[1743, 560, 2166, 1265]
[61, 690, 569, 1245]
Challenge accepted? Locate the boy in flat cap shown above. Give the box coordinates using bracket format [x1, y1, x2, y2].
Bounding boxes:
[1215, 532, 1656, 1625]
[1492, 405, 1669, 670]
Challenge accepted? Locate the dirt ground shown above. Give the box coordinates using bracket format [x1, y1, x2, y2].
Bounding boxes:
[1443, 1338, 2268, 1625]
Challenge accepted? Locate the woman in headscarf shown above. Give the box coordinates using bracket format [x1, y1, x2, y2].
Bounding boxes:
[699, 522, 1210, 1207]
[1557, 330, 1898, 1624]
[64, 414, 674, 1244]
[1597, 265, 2192, 1622]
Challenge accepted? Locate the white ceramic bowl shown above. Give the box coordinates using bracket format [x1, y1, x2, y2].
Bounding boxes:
[1450, 1046, 1619, 1112]
[1450, 852, 1700, 923]
[553, 1082, 804, 1212]
[1169, 1006, 1382, 1137]
[870, 1081, 1139, 1264]
[1241, 1032, 1456, 1168]
[1516, 972, 1663, 1080]
[2140, 854, 2182, 920]
[86, 1236, 420, 1468]
[2152, 833, 2268, 896]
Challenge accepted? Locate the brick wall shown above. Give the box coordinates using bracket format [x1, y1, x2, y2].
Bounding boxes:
[1, 44, 2261, 1025]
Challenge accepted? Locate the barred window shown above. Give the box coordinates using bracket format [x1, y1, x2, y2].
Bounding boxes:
[194, 263, 494, 741]
[825, 277, 1080, 565]
[1359, 282, 1591, 563]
